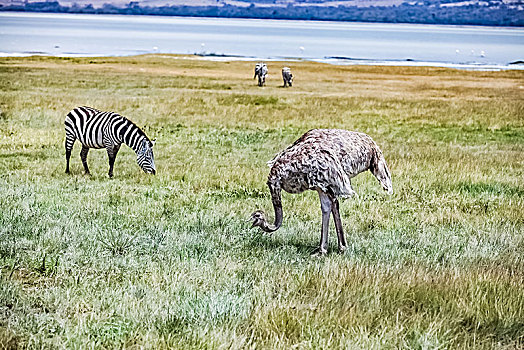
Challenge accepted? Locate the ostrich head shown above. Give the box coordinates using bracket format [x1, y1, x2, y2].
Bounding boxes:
[371, 156, 392, 195]
[250, 180, 283, 233]
[249, 210, 266, 227]
[249, 191, 283, 233]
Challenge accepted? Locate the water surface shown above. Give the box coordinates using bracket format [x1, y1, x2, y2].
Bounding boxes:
[1, 12, 523, 69]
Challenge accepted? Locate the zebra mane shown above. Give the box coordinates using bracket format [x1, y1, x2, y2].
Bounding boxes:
[121, 116, 150, 142]
[122, 119, 152, 154]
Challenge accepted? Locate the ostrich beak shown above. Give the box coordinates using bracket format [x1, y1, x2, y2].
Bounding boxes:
[246, 216, 256, 227]
[249, 217, 259, 228]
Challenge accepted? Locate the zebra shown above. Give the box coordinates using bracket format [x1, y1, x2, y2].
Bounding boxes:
[282, 67, 293, 87]
[65, 106, 156, 177]
[254, 62, 268, 87]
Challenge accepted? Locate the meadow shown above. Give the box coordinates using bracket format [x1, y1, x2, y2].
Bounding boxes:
[0, 55, 523, 349]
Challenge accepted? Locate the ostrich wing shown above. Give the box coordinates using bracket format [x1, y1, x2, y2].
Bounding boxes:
[305, 149, 354, 198]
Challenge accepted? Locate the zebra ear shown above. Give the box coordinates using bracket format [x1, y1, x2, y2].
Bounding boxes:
[151, 138, 156, 147]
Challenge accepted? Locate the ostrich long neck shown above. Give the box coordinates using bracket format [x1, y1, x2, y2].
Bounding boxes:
[261, 185, 283, 232]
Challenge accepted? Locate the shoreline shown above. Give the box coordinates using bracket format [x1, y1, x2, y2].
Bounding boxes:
[1, 52, 523, 71]
[1, 10, 523, 29]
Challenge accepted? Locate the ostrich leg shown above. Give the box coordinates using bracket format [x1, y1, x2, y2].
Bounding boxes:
[314, 190, 333, 256]
[328, 191, 347, 253]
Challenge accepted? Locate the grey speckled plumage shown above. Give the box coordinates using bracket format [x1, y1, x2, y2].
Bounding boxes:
[268, 129, 391, 197]
[251, 129, 392, 255]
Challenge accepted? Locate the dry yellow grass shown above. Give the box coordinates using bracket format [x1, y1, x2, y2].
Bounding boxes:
[0, 54, 523, 349]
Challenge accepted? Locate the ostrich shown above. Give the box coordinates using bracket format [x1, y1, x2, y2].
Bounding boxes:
[250, 129, 392, 255]
[282, 67, 293, 87]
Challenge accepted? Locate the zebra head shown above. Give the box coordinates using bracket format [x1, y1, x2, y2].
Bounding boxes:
[137, 138, 156, 175]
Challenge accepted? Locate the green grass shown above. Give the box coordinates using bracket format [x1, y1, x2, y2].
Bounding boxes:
[0, 54, 523, 349]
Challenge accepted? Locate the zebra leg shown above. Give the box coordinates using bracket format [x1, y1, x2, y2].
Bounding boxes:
[80, 145, 90, 175]
[107, 144, 121, 178]
[65, 134, 75, 174]
[328, 191, 347, 253]
[65, 149, 71, 174]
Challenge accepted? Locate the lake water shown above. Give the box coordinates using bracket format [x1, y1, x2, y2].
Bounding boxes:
[1, 12, 523, 70]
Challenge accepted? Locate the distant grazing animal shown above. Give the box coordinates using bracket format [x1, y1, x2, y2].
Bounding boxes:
[254, 62, 268, 86]
[250, 129, 392, 255]
[65, 106, 156, 177]
[282, 67, 293, 87]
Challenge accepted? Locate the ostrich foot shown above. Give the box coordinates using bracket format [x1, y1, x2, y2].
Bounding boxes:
[310, 247, 327, 257]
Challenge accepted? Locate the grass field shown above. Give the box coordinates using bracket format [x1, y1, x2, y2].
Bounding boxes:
[0, 55, 523, 349]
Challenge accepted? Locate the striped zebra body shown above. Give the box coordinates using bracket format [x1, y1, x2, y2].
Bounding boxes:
[254, 62, 268, 86]
[282, 67, 293, 87]
[65, 106, 156, 177]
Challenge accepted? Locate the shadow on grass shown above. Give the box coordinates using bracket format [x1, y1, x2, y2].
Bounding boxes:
[241, 230, 318, 257]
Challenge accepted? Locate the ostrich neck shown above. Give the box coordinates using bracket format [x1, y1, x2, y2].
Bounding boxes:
[261, 183, 283, 232]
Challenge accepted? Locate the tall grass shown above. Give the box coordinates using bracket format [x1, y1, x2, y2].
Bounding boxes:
[0, 55, 523, 349]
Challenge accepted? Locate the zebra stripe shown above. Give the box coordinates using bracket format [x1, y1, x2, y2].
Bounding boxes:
[254, 62, 268, 86]
[65, 106, 156, 177]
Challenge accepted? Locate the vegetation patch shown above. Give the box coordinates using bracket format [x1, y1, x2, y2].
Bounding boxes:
[0, 55, 522, 349]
